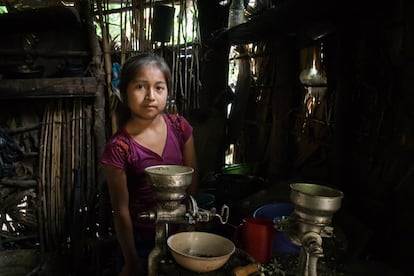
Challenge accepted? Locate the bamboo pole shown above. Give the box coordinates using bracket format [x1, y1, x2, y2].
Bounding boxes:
[85, 105, 93, 208]
[62, 101, 69, 230]
[82, 0, 107, 239]
[38, 111, 46, 253]
[44, 105, 50, 249]
[96, 0, 118, 133]
[49, 102, 57, 248]
[78, 99, 84, 205]
[79, 99, 86, 235]
[71, 99, 76, 197]
[74, 99, 80, 236]
[56, 100, 63, 243]
[45, 105, 52, 248]
[50, 104, 56, 246]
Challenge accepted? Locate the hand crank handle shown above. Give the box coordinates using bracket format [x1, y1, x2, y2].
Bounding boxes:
[215, 204, 229, 224]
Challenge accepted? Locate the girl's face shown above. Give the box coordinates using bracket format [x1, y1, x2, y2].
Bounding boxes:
[126, 63, 168, 120]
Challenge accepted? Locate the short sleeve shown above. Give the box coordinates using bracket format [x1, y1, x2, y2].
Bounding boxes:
[100, 135, 131, 169]
[178, 115, 193, 143]
[165, 113, 193, 146]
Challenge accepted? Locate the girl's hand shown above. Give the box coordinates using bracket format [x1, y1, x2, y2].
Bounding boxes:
[120, 262, 145, 276]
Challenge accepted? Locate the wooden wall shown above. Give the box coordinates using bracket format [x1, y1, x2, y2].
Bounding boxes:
[196, 0, 413, 274]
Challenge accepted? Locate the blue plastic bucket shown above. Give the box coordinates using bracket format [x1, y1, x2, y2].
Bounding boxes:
[253, 203, 301, 255]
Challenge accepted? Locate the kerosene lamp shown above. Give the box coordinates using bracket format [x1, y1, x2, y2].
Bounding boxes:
[299, 42, 328, 133]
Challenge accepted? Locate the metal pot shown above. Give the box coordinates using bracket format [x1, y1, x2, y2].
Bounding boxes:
[167, 231, 235, 273]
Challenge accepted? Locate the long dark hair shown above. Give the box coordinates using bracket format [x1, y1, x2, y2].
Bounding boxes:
[116, 53, 172, 127]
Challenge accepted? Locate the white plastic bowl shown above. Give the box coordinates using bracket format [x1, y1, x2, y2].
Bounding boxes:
[167, 231, 235, 273]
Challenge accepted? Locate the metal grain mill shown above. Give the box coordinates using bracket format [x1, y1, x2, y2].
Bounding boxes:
[287, 183, 344, 276]
[139, 165, 229, 276]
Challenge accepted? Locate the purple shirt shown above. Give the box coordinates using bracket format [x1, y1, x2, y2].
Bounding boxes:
[100, 113, 193, 230]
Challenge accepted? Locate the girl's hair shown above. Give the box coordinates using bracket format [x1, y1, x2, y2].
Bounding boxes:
[116, 53, 172, 127]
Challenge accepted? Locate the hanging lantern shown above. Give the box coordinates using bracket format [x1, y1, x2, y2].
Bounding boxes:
[299, 42, 328, 130]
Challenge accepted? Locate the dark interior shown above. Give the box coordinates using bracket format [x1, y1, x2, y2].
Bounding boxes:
[0, 0, 412, 275]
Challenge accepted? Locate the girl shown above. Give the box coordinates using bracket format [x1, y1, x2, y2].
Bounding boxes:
[101, 53, 198, 275]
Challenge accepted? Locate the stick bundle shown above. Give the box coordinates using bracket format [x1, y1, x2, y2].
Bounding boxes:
[38, 98, 96, 251]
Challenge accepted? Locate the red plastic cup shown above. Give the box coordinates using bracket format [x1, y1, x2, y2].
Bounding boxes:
[234, 217, 275, 263]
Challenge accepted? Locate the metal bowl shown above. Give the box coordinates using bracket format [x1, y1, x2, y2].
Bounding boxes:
[167, 231, 235, 273]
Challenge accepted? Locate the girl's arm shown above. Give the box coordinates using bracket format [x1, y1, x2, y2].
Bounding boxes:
[104, 165, 144, 275]
[182, 135, 199, 196]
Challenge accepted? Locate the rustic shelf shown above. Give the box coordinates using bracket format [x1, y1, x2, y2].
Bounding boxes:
[217, 0, 329, 44]
[0, 178, 37, 188]
[218, 0, 383, 45]
[0, 77, 98, 99]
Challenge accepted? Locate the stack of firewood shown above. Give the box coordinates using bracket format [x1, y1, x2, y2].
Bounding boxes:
[38, 98, 96, 253]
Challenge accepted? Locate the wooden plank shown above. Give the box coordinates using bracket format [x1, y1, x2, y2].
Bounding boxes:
[0, 77, 98, 99]
[0, 179, 37, 188]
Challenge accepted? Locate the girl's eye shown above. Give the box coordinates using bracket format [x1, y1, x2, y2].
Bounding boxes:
[156, 85, 166, 91]
[137, 84, 145, 89]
